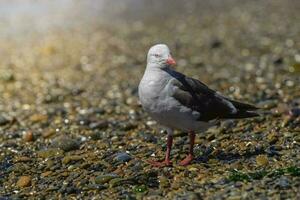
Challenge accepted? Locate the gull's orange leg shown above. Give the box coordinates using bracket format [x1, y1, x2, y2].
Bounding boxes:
[179, 131, 195, 166]
[147, 134, 173, 167]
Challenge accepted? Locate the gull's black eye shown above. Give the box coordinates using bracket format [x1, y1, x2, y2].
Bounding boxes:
[154, 54, 159, 57]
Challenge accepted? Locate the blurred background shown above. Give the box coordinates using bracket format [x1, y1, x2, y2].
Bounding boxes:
[0, 0, 299, 199]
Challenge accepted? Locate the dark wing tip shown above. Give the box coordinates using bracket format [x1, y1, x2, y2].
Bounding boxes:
[226, 98, 259, 111]
[226, 110, 260, 119]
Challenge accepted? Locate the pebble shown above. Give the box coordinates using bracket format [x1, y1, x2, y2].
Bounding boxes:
[16, 176, 31, 187]
[89, 120, 109, 130]
[52, 136, 80, 152]
[95, 174, 119, 184]
[114, 152, 132, 163]
[0, 115, 10, 126]
[37, 149, 64, 158]
[276, 176, 290, 188]
[41, 171, 52, 177]
[119, 122, 137, 131]
[267, 132, 278, 144]
[14, 156, 31, 162]
[29, 114, 48, 123]
[23, 131, 34, 142]
[42, 129, 56, 138]
[256, 155, 269, 166]
[289, 107, 300, 117]
[109, 178, 129, 188]
[257, 100, 277, 109]
[62, 155, 83, 164]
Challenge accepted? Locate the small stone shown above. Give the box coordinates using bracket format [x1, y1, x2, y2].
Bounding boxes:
[90, 131, 105, 140]
[37, 149, 64, 158]
[95, 174, 119, 184]
[267, 132, 278, 144]
[281, 116, 292, 127]
[41, 171, 52, 177]
[17, 176, 31, 187]
[159, 176, 169, 188]
[42, 129, 55, 138]
[256, 155, 269, 166]
[0, 115, 10, 126]
[14, 156, 31, 162]
[276, 176, 290, 188]
[119, 122, 137, 131]
[89, 120, 109, 130]
[114, 152, 132, 163]
[109, 178, 130, 188]
[139, 131, 157, 143]
[62, 155, 83, 164]
[52, 136, 80, 152]
[30, 114, 48, 123]
[289, 107, 300, 118]
[23, 131, 34, 142]
[210, 39, 222, 49]
[273, 57, 283, 65]
[0, 71, 15, 82]
[257, 100, 277, 109]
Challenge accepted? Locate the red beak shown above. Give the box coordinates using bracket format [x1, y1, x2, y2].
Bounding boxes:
[166, 55, 176, 66]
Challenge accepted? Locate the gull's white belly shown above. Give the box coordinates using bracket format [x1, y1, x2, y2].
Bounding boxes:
[147, 97, 211, 132]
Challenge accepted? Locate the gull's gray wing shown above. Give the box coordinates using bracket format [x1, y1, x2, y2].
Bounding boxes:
[163, 68, 258, 122]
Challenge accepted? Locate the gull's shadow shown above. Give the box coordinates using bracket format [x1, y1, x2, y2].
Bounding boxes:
[194, 146, 266, 164]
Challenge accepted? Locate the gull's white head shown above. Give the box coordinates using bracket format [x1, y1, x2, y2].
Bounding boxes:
[147, 44, 176, 68]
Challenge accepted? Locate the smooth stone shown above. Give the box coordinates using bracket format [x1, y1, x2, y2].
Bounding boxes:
[109, 178, 130, 188]
[119, 122, 137, 131]
[256, 155, 269, 166]
[257, 100, 277, 109]
[62, 155, 83, 164]
[89, 120, 109, 130]
[17, 176, 31, 187]
[95, 174, 119, 184]
[0, 115, 10, 126]
[289, 107, 300, 117]
[276, 176, 290, 188]
[114, 152, 132, 163]
[23, 131, 34, 142]
[42, 129, 56, 138]
[37, 149, 64, 158]
[52, 136, 80, 152]
[29, 114, 48, 123]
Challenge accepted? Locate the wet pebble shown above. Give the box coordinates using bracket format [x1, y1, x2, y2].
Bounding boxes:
[276, 176, 290, 188]
[139, 131, 157, 143]
[210, 39, 222, 49]
[23, 131, 34, 142]
[0, 115, 10, 126]
[256, 155, 269, 166]
[37, 149, 64, 159]
[257, 100, 277, 109]
[109, 178, 129, 188]
[119, 122, 137, 131]
[267, 132, 278, 144]
[114, 152, 132, 163]
[95, 174, 119, 184]
[52, 136, 80, 152]
[289, 107, 300, 117]
[62, 155, 83, 164]
[42, 129, 55, 138]
[30, 114, 48, 123]
[89, 120, 109, 130]
[16, 176, 31, 187]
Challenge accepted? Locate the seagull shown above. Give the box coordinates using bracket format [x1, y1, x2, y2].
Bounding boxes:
[138, 44, 259, 167]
